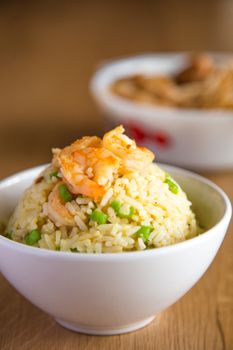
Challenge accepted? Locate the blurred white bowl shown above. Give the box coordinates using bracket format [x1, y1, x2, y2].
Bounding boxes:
[0, 165, 231, 335]
[90, 53, 233, 170]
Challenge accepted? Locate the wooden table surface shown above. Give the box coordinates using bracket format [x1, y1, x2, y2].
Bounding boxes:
[0, 1, 233, 349]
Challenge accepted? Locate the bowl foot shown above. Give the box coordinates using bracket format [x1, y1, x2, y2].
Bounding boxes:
[56, 315, 155, 335]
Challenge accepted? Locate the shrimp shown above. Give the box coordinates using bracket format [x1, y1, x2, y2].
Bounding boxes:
[54, 137, 121, 201]
[102, 125, 154, 173]
[47, 182, 75, 226]
[52, 126, 154, 201]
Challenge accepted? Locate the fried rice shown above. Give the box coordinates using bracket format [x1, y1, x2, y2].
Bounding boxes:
[4, 126, 201, 253]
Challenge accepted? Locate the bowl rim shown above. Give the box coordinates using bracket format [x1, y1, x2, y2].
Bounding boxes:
[90, 52, 233, 122]
[0, 164, 231, 261]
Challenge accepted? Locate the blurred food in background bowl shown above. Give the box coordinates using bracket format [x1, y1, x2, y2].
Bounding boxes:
[110, 54, 233, 109]
[90, 53, 233, 170]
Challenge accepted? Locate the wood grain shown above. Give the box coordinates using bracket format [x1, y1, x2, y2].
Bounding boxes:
[0, 1, 233, 349]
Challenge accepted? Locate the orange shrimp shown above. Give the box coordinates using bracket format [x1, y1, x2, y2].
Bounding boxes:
[54, 137, 120, 201]
[52, 126, 154, 201]
[47, 182, 75, 226]
[102, 125, 154, 173]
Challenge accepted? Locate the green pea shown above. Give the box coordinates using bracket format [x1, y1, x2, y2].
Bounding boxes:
[118, 206, 135, 219]
[110, 200, 135, 219]
[6, 231, 12, 240]
[164, 175, 179, 194]
[110, 200, 121, 213]
[70, 248, 78, 253]
[136, 226, 153, 242]
[90, 210, 108, 224]
[49, 171, 60, 179]
[25, 230, 41, 245]
[58, 184, 73, 203]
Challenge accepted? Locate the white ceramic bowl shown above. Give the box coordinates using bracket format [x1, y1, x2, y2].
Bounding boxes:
[0, 165, 231, 335]
[90, 53, 233, 170]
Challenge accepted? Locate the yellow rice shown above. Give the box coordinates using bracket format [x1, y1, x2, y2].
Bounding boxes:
[6, 163, 201, 253]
